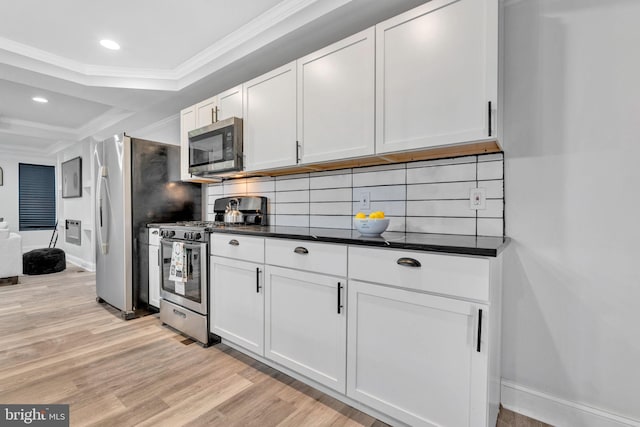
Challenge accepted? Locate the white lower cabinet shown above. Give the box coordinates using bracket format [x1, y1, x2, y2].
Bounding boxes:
[210, 256, 264, 356]
[347, 280, 489, 427]
[148, 232, 160, 309]
[264, 265, 346, 393]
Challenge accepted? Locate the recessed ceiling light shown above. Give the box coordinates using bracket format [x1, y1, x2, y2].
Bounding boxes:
[100, 39, 120, 50]
[32, 97, 48, 103]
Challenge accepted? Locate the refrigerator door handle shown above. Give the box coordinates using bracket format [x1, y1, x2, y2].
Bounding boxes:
[96, 175, 111, 254]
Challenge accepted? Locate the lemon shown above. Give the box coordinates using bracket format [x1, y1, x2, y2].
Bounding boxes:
[355, 212, 366, 219]
[368, 211, 385, 219]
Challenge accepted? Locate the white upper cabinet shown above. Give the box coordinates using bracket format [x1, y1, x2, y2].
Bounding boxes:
[297, 27, 375, 164]
[375, 0, 498, 154]
[179, 105, 197, 181]
[217, 85, 243, 120]
[243, 62, 298, 171]
[195, 96, 217, 128]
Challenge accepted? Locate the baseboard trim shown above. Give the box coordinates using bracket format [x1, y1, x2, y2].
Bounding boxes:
[501, 380, 640, 427]
[65, 254, 95, 272]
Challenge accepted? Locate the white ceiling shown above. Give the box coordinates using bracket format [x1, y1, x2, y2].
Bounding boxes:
[0, 0, 427, 156]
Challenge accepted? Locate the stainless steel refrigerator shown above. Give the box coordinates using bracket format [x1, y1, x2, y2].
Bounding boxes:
[94, 134, 202, 319]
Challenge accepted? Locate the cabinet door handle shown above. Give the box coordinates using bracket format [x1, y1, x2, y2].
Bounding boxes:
[256, 267, 261, 293]
[337, 282, 343, 314]
[488, 101, 492, 137]
[294, 246, 308, 255]
[477, 309, 483, 352]
[212, 106, 219, 123]
[296, 141, 301, 164]
[396, 257, 421, 268]
[229, 239, 240, 246]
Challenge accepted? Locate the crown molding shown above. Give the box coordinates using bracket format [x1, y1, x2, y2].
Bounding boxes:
[0, 0, 353, 91]
[0, 117, 76, 140]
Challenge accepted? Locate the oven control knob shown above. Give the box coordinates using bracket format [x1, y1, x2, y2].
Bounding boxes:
[160, 230, 167, 238]
[186, 232, 194, 240]
[194, 232, 202, 240]
[169, 230, 175, 238]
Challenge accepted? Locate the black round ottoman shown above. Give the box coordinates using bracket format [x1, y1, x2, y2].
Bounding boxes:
[23, 248, 66, 275]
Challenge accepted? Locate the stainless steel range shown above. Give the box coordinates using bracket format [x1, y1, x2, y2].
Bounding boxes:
[158, 196, 267, 346]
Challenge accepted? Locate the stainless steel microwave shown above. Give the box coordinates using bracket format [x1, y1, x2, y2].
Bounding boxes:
[188, 117, 243, 176]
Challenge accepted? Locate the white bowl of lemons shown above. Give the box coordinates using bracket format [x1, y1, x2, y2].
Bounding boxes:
[353, 211, 389, 236]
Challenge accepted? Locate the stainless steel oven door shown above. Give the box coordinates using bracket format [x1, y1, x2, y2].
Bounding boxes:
[160, 239, 208, 315]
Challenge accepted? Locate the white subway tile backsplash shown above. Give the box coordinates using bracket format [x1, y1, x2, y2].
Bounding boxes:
[352, 201, 406, 217]
[246, 177, 275, 193]
[406, 217, 476, 235]
[407, 163, 476, 184]
[407, 200, 475, 218]
[310, 215, 352, 229]
[275, 176, 310, 192]
[484, 180, 504, 199]
[208, 183, 224, 196]
[478, 199, 504, 218]
[310, 202, 352, 215]
[309, 173, 352, 190]
[407, 156, 477, 168]
[353, 163, 405, 174]
[352, 168, 405, 187]
[407, 181, 476, 200]
[477, 161, 503, 180]
[353, 185, 406, 202]
[275, 215, 310, 228]
[205, 156, 505, 236]
[311, 188, 352, 202]
[223, 180, 247, 196]
[478, 153, 504, 162]
[276, 190, 310, 203]
[276, 203, 310, 215]
[477, 218, 503, 237]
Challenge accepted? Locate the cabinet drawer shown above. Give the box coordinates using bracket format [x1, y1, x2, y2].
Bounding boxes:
[265, 239, 347, 277]
[348, 246, 490, 301]
[211, 234, 265, 263]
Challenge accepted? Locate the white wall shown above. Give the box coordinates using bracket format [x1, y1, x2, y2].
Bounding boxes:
[502, 0, 640, 425]
[0, 151, 57, 251]
[56, 139, 96, 271]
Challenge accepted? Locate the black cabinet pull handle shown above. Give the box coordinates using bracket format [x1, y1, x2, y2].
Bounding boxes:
[256, 267, 261, 293]
[488, 101, 492, 137]
[477, 309, 483, 352]
[229, 239, 240, 246]
[296, 141, 301, 164]
[337, 282, 343, 314]
[397, 257, 421, 268]
[294, 246, 308, 255]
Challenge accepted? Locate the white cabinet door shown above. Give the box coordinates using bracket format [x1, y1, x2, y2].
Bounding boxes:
[148, 243, 160, 308]
[297, 27, 375, 164]
[243, 62, 297, 171]
[376, 0, 498, 153]
[347, 280, 489, 427]
[210, 256, 264, 356]
[195, 96, 217, 127]
[264, 266, 346, 393]
[217, 85, 243, 120]
[179, 105, 197, 181]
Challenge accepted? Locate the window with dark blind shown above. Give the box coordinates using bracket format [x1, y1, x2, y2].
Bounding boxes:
[19, 163, 56, 231]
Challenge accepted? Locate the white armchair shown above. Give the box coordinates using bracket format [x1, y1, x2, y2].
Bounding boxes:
[0, 221, 22, 284]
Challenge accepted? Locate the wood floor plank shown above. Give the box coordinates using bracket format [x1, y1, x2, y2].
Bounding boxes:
[0, 266, 547, 427]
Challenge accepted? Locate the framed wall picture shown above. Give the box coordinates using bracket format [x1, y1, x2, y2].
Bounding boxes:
[61, 156, 82, 198]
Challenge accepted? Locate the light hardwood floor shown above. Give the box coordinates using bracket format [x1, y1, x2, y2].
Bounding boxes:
[0, 266, 550, 427]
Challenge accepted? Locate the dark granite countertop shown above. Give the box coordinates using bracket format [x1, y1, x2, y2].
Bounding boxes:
[205, 225, 510, 257]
